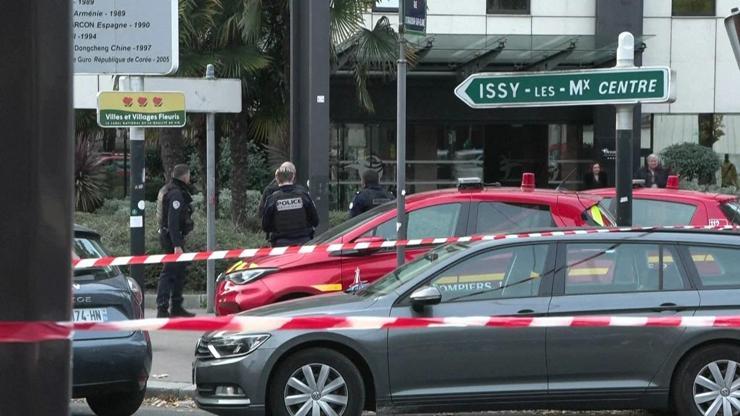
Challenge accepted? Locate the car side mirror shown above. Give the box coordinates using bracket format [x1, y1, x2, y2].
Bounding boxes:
[410, 286, 442, 310]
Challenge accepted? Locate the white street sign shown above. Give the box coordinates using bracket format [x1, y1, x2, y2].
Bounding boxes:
[73, 0, 178, 75]
[74, 76, 243, 113]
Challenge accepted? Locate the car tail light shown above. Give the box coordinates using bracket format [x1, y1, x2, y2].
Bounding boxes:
[126, 277, 143, 307]
[521, 172, 535, 191]
[667, 175, 679, 189]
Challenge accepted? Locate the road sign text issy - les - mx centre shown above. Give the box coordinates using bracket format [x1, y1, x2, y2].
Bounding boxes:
[455, 67, 674, 108]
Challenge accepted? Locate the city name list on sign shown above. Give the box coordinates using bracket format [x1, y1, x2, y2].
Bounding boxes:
[454, 67, 674, 109]
[72, 0, 178, 75]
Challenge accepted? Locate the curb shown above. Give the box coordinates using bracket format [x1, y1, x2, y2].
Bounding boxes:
[144, 293, 207, 310]
[146, 380, 196, 400]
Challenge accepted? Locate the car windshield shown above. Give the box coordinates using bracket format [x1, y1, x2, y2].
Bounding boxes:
[601, 197, 695, 226]
[73, 236, 121, 281]
[309, 201, 395, 244]
[721, 200, 740, 225]
[583, 202, 616, 227]
[356, 243, 469, 297]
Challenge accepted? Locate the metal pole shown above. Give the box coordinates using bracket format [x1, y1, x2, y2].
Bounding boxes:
[124, 76, 147, 298]
[0, 1, 72, 414]
[205, 64, 216, 313]
[396, 1, 408, 266]
[615, 32, 634, 226]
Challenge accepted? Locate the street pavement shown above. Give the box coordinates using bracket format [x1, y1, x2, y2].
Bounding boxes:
[146, 307, 203, 386]
[70, 401, 652, 416]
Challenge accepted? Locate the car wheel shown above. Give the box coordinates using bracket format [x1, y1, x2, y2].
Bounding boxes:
[673, 344, 740, 416]
[269, 348, 364, 416]
[86, 387, 145, 416]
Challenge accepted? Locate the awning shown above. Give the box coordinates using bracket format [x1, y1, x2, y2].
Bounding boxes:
[336, 33, 652, 76]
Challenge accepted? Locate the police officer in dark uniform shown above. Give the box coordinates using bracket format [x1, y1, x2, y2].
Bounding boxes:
[349, 169, 393, 217]
[155, 164, 195, 318]
[262, 162, 319, 247]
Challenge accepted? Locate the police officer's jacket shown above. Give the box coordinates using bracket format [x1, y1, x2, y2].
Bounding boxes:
[262, 184, 319, 241]
[349, 184, 393, 217]
[156, 178, 194, 247]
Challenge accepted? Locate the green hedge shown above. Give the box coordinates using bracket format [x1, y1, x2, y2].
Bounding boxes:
[75, 194, 351, 292]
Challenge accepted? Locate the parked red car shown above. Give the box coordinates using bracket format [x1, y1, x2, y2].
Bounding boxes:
[587, 176, 740, 227]
[215, 175, 616, 315]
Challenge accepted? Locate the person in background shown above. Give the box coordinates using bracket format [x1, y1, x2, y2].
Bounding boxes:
[155, 164, 195, 318]
[349, 169, 394, 218]
[261, 162, 319, 247]
[721, 154, 738, 188]
[636, 154, 669, 188]
[582, 162, 608, 190]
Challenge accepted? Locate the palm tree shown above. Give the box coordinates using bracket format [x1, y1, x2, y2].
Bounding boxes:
[174, 0, 410, 228]
[160, 0, 270, 182]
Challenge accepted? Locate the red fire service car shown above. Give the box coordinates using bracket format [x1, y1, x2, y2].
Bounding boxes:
[587, 176, 740, 227]
[215, 174, 616, 315]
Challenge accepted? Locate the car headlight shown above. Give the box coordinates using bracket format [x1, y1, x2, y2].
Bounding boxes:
[219, 268, 278, 285]
[202, 333, 270, 359]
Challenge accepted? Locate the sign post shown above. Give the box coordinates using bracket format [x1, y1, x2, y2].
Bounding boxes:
[205, 64, 217, 314]
[455, 32, 675, 226]
[396, 0, 426, 266]
[396, 0, 408, 266]
[615, 33, 635, 226]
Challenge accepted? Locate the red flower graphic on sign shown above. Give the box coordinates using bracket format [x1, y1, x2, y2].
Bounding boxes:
[122, 96, 134, 107]
[153, 96, 163, 107]
[137, 97, 148, 107]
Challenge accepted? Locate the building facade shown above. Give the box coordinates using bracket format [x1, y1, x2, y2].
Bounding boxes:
[327, 0, 740, 209]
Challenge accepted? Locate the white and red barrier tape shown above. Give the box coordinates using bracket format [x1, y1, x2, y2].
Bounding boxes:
[0, 225, 727, 344]
[72, 225, 738, 269]
[4, 314, 740, 343]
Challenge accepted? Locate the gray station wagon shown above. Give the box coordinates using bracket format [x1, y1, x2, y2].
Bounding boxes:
[193, 229, 740, 416]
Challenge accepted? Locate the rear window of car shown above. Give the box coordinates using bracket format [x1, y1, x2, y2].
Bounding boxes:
[720, 201, 740, 225]
[73, 236, 121, 281]
[686, 245, 740, 288]
[603, 198, 697, 226]
[564, 243, 684, 295]
[475, 202, 554, 234]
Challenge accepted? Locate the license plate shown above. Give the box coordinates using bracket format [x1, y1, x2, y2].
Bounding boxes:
[73, 308, 108, 322]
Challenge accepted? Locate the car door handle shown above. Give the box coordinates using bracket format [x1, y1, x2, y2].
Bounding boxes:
[517, 309, 535, 315]
[653, 302, 684, 312]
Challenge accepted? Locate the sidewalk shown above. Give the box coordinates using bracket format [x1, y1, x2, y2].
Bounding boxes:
[144, 305, 207, 400]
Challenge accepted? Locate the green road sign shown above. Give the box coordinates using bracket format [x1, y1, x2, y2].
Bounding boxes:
[97, 91, 186, 128]
[454, 67, 675, 108]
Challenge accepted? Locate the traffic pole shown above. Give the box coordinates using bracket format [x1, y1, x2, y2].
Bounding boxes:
[124, 76, 147, 298]
[396, 0, 408, 267]
[0, 2, 73, 414]
[206, 64, 217, 313]
[615, 32, 634, 226]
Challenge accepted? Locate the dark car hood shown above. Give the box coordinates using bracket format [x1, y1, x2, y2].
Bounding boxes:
[239, 292, 380, 318]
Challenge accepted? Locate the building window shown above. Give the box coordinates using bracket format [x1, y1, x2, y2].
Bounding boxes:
[487, 0, 530, 15]
[373, 0, 399, 12]
[672, 0, 715, 16]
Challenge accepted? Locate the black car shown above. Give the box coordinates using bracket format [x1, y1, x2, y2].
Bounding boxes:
[194, 228, 740, 416]
[73, 226, 152, 416]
